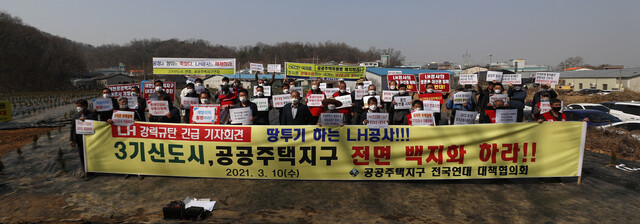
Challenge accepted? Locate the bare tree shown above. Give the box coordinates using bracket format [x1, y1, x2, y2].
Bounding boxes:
[557, 56, 584, 71]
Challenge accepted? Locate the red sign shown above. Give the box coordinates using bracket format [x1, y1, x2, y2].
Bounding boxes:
[107, 84, 141, 98]
[419, 73, 450, 92]
[418, 93, 444, 103]
[143, 82, 176, 99]
[111, 122, 251, 142]
[387, 74, 418, 92]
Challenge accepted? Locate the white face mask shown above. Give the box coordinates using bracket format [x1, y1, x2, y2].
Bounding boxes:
[155, 86, 163, 92]
[76, 107, 84, 113]
[390, 86, 396, 90]
[312, 85, 318, 90]
[131, 92, 139, 97]
[283, 89, 289, 94]
[427, 88, 434, 93]
[103, 94, 111, 98]
[412, 108, 422, 112]
[258, 83, 264, 86]
[400, 89, 406, 94]
[120, 104, 128, 110]
[369, 105, 377, 111]
[356, 85, 363, 89]
[291, 98, 299, 104]
[239, 97, 247, 102]
[340, 89, 346, 93]
[200, 99, 210, 104]
[327, 104, 336, 110]
[222, 82, 228, 86]
[368, 90, 375, 95]
[195, 83, 202, 87]
[257, 92, 264, 96]
[187, 89, 194, 94]
[494, 89, 502, 94]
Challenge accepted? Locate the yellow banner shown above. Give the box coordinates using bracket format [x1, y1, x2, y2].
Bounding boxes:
[0, 101, 11, 121]
[285, 62, 365, 80]
[153, 68, 235, 75]
[84, 121, 586, 180]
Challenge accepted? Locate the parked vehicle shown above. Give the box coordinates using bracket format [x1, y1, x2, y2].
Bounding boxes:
[577, 89, 602, 95]
[599, 121, 640, 131]
[567, 103, 610, 113]
[608, 102, 640, 122]
[600, 101, 617, 109]
[563, 109, 621, 127]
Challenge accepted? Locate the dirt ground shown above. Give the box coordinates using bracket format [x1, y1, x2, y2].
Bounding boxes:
[0, 126, 639, 223]
[0, 128, 57, 157]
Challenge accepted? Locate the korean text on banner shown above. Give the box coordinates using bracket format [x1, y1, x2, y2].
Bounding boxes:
[362, 96, 381, 107]
[250, 63, 264, 72]
[423, 100, 441, 113]
[411, 111, 435, 126]
[253, 86, 272, 96]
[181, 97, 199, 109]
[307, 94, 325, 107]
[453, 92, 472, 105]
[418, 93, 443, 103]
[454, 111, 477, 125]
[394, 96, 412, 110]
[152, 57, 236, 75]
[496, 109, 518, 124]
[322, 88, 339, 98]
[267, 64, 282, 73]
[539, 102, 551, 114]
[85, 121, 586, 180]
[124, 96, 138, 109]
[143, 81, 176, 100]
[489, 94, 509, 105]
[190, 104, 219, 124]
[147, 100, 169, 116]
[486, 71, 503, 82]
[291, 87, 305, 97]
[285, 62, 365, 80]
[387, 70, 402, 75]
[354, 89, 367, 100]
[419, 73, 450, 92]
[321, 113, 344, 126]
[251, 98, 269, 111]
[111, 110, 135, 126]
[92, 98, 113, 112]
[459, 74, 478, 85]
[502, 74, 522, 85]
[272, 94, 292, 108]
[387, 74, 418, 92]
[229, 107, 252, 125]
[75, 119, 94, 135]
[335, 95, 352, 109]
[0, 101, 12, 122]
[535, 72, 560, 85]
[107, 84, 140, 98]
[366, 113, 388, 129]
[382, 91, 400, 102]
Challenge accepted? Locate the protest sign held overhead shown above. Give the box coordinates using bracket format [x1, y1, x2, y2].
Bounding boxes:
[285, 62, 365, 80]
[354, 89, 367, 100]
[489, 94, 509, 105]
[423, 100, 441, 113]
[307, 94, 325, 107]
[486, 71, 503, 82]
[272, 94, 292, 108]
[453, 92, 472, 104]
[387, 74, 418, 92]
[418, 93, 443, 103]
[142, 81, 175, 100]
[535, 72, 560, 85]
[251, 98, 269, 111]
[335, 95, 352, 109]
[459, 74, 478, 85]
[250, 63, 264, 72]
[382, 90, 400, 102]
[107, 84, 140, 98]
[419, 73, 450, 92]
[253, 86, 272, 96]
[181, 97, 199, 109]
[394, 96, 412, 110]
[267, 64, 282, 73]
[92, 98, 113, 112]
[321, 88, 339, 98]
[387, 70, 402, 75]
[152, 57, 236, 75]
[502, 74, 522, 85]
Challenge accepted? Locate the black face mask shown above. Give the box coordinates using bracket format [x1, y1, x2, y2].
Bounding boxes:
[552, 107, 562, 112]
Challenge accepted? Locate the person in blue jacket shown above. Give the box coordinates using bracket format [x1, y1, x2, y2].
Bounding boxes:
[446, 85, 474, 124]
[508, 83, 527, 122]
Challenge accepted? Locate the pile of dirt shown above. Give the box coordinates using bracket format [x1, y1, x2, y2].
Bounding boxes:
[560, 90, 640, 104]
[0, 127, 57, 157]
[586, 127, 640, 161]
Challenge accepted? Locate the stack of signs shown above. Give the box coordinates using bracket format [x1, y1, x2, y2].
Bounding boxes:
[92, 98, 114, 112]
[253, 86, 272, 96]
[502, 74, 522, 85]
[366, 113, 388, 129]
[535, 72, 560, 85]
[267, 64, 282, 73]
[335, 95, 352, 109]
[496, 109, 518, 123]
[394, 96, 412, 109]
[423, 100, 441, 113]
[489, 94, 509, 105]
[75, 119, 95, 135]
[306, 94, 325, 107]
[419, 73, 450, 92]
[322, 88, 339, 98]
[453, 92, 472, 104]
[291, 87, 304, 97]
[459, 74, 478, 85]
[387, 74, 418, 92]
[229, 107, 252, 125]
[382, 90, 400, 102]
[486, 71, 503, 82]
[411, 111, 435, 126]
[181, 97, 199, 109]
[320, 113, 344, 126]
[362, 96, 381, 107]
[147, 100, 169, 116]
[251, 98, 269, 111]
[272, 94, 292, 108]
[190, 104, 219, 124]
[354, 89, 367, 100]
[111, 110, 135, 126]
[124, 96, 139, 109]
[250, 63, 264, 73]
[453, 111, 478, 125]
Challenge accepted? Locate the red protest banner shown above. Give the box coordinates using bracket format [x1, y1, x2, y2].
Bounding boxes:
[419, 73, 450, 92]
[418, 93, 444, 103]
[388, 74, 418, 92]
[107, 84, 141, 98]
[143, 81, 176, 99]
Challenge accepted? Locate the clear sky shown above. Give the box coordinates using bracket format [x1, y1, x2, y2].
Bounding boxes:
[1, 0, 639, 67]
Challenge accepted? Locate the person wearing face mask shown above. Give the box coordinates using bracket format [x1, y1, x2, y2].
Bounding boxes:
[390, 84, 412, 125]
[180, 83, 199, 123]
[231, 79, 244, 96]
[332, 81, 352, 125]
[306, 80, 326, 125]
[252, 86, 271, 125]
[199, 92, 212, 104]
[362, 97, 387, 125]
[148, 80, 171, 104]
[508, 83, 527, 122]
[70, 99, 98, 176]
[531, 83, 558, 115]
[533, 92, 551, 121]
[255, 70, 275, 86]
[281, 90, 312, 125]
[463, 84, 478, 111]
[384, 80, 398, 122]
[446, 85, 475, 124]
[106, 97, 143, 125]
[194, 78, 209, 95]
[420, 83, 448, 125]
[93, 88, 120, 121]
[481, 82, 506, 123]
[130, 86, 146, 121]
[477, 82, 495, 113]
[217, 84, 237, 109]
[351, 80, 366, 125]
[361, 84, 383, 110]
[403, 100, 425, 125]
[226, 89, 258, 125]
[538, 99, 567, 122]
[318, 98, 345, 126]
[480, 99, 507, 123]
[148, 94, 181, 123]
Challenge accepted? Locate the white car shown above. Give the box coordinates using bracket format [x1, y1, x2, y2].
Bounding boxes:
[566, 103, 610, 113]
[608, 102, 640, 122]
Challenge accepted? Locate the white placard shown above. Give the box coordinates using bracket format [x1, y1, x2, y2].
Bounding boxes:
[366, 113, 389, 129]
[319, 83, 327, 89]
[195, 86, 206, 94]
[363, 81, 373, 87]
[250, 63, 264, 72]
[496, 109, 518, 123]
[75, 119, 94, 135]
[272, 94, 292, 108]
[459, 74, 478, 85]
[181, 97, 199, 109]
[267, 64, 281, 73]
[486, 71, 503, 82]
[253, 86, 272, 96]
[92, 98, 113, 112]
[454, 111, 478, 125]
[335, 95, 352, 109]
[355, 89, 367, 100]
[539, 101, 551, 114]
[394, 96, 412, 110]
[502, 74, 522, 85]
[191, 105, 219, 123]
[291, 87, 304, 97]
[124, 96, 138, 109]
[382, 90, 400, 102]
[489, 94, 509, 105]
[320, 113, 344, 126]
[306, 94, 325, 107]
[322, 88, 339, 98]
[229, 107, 252, 125]
[251, 98, 269, 111]
[111, 110, 135, 126]
[453, 92, 472, 105]
[387, 70, 402, 75]
[411, 111, 435, 126]
[423, 100, 441, 113]
[535, 72, 560, 85]
[147, 100, 170, 116]
[362, 96, 381, 107]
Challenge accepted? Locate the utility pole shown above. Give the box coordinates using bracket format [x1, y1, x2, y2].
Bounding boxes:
[618, 69, 623, 91]
[489, 54, 493, 71]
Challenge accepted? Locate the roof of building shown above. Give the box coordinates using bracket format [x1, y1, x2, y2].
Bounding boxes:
[366, 67, 451, 76]
[91, 73, 133, 80]
[560, 68, 640, 79]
